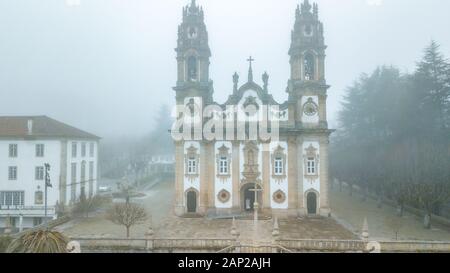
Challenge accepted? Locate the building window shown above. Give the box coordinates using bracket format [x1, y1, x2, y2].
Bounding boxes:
[187, 157, 197, 174]
[274, 157, 283, 175]
[8, 166, 17, 180]
[89, 161, 94, 181]
[33, 217, 43, 226]
[35, 191, 43, 205]
[89, 161, 94, 197]
[36, 144, 45, 157]
[71, 163, 77, 202]
[187, 56, 198, 82]
[35, 166, 44, 180]
[81, 142, 86, 157]
[0, 191, 24, 206]
[81, 161, 86, 181]
[271, 145, 287, 180]
[72, 142, 77, 158]
[307, 157, 316, 175]
[9, 144, 18, 157]
[89, 142, 95, 157]
[304, 53, 315, 81]
[219, 156, 229, 175]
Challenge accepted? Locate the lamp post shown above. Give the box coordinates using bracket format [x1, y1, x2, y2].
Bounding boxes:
[44, 163, 52, 224]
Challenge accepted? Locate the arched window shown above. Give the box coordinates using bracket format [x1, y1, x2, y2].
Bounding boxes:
[303, 53, 315, 80]
[187, 56, 198, 81]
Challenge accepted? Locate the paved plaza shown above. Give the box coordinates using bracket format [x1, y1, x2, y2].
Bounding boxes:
[58, 180, 450, 242]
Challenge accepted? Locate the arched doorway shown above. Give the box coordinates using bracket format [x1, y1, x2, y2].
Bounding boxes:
[241, 183, 262, 212]
[186, 191, 197, 213]
[307, 192, 318, 215]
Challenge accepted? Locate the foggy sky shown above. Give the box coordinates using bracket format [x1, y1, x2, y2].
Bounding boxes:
[1, 0, 449, 138]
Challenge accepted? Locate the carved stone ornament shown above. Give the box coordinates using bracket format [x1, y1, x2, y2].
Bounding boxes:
[303, 97, 318, 117]
[241, 141, 261, 184]
[272, 190, 286, 204]
[217, 189, 231, 203]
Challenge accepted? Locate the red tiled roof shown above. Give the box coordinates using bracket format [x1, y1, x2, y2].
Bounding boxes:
[0, 116, 100, 139]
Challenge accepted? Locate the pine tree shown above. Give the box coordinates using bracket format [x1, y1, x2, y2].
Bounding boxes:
[414, 41, 450, 131]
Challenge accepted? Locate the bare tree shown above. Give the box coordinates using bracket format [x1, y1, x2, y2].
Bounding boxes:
[107, 203, 147, 238]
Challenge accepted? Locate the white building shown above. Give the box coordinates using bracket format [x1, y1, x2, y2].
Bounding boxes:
[0, 116, 100, 231]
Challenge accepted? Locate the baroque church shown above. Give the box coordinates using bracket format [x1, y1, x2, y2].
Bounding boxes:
[173, 0, 333, 218]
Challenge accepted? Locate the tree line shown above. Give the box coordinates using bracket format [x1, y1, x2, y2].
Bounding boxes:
[331, 41, 450, 228]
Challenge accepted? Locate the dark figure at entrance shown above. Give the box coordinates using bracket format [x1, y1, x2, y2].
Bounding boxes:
[187, 191, 197, 213]
[307, 192, 317, 215]
[244, 187, 255, 211]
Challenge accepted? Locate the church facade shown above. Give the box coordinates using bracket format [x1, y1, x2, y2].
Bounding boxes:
[172, 0, 333, 218]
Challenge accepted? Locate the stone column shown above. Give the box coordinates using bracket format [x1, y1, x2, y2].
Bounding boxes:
[262, 142, 270, 213]
[319, 136, 331, 216]
[318, 95, 327, 125]
[287, 137, 298, 217]
[174, 141, 185, 216]
[232, 141, 241, 212]
[207, 142, 215, 212]
[297, 137, 306, 216]
[19, 215, 23, 233]
[199, 142, 209, 215]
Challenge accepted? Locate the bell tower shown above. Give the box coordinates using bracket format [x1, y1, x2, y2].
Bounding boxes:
[288, 0, 329, 128]
[174, 0, 213, 104]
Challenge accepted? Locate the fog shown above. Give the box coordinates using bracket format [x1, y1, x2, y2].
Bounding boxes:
[1, 0, 449, 139]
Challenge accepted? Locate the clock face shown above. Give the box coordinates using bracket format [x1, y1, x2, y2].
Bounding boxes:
[303, 98, 318, 116]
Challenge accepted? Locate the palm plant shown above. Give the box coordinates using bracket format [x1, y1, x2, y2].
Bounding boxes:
[6, 229, 69, 253]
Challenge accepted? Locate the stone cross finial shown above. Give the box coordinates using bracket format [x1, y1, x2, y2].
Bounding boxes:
[247, 56, 254, 82]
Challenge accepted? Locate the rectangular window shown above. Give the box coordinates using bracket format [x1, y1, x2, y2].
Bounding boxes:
[33, 217, 43, 226]
[35, 166, 44, 180]
[219, 157, 228, 175]
[9, 144, 17, 157]
[35, 191, 43, 205]
[0, 191, 24, 206]
[71, 163, 77, 202]
[307, 157, 316, 175]
[72, 142, 77, 158]
[274, 157, 283, 175]
[89, 142, 94, 157]
[89, 161, 94, 197]
[36, 144, 45, 157]
[187, 158, 197, 174]
[8, 166, 17, 180]
[89, 161, 94, 181]
[81, 142, 86, 157]
[81, 161, 86, 182]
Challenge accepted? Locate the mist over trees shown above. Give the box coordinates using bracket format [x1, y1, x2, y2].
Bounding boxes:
[100, 104, 174, 179]
[331, 41, 450, 228]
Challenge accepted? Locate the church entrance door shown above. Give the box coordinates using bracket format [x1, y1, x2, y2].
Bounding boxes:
[187, 191, 197, 213]
[241, 183, 262, 212]
[307, 192, 317, 215]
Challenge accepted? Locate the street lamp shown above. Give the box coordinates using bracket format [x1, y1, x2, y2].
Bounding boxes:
[44, 163, 52, 224]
